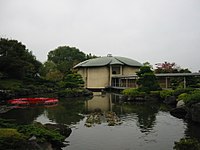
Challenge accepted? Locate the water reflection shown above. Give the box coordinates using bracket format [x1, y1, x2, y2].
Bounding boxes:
[1, 93, 200, 150]
[0, 107, 44, 124]
[85, 93, 159, 133]
[85, 93, 112, 112]
[0, 97, 88, 126]
[46, 97, 87, 125]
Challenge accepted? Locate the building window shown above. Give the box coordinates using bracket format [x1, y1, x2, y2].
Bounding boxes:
[112, 66, 121, 74]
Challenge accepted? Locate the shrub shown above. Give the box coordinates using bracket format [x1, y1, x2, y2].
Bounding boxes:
[184, 90, 200, 104]
[122, 88, 145, 97]
[0, 128, 26, 149]
[17, 122, 65, 145]
[160, 90, 174, 99]
[150, 91, 160, 97]
[177, 93, 188, 101]
[137, 66, 161, 92]
[174, 138, 200, 150]
[58, 88, 92, 98]
[173, 88, 194, 97]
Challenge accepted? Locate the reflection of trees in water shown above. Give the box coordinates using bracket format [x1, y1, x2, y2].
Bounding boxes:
[47, 98, 86, 125]
[113, 101, 160, 133]
[136, 103, 159, 133]
[0, 107, 44, 124]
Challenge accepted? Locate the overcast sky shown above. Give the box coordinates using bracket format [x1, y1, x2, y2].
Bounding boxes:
[0, 0, 200, 71]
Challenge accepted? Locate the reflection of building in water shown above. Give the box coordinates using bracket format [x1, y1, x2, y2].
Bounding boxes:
[85, 93, 112, 112]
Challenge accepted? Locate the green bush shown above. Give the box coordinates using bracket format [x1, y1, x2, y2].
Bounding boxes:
[160, 90, 174, 99]
[177, 93, 188, 101]
[184, 90, 200, 104]
[122, 88, 145, 97]
[17, 122, 65, 144]
[0, 118, 16, 128]
[173, 88, 194, 97]
[58, 88, 92, 98]
[137, 66, 161, 92]
[0, 79, 22, 90]
[0, 128, 26, 149]
[150, 91, 160, 97]
[174, 138, 200, 150]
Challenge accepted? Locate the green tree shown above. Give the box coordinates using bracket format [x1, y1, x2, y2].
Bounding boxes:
[39, 61, 64, 81]
[143, 62, 153, 69]
[137, 66, 161, 92]
[48, 46, 86, 74]
[0, 38, 42, 79]
[60, 73, 84, 89]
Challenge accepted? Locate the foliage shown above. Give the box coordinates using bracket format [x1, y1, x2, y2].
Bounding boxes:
[0, 119, 67, 149]
[17, 122, 65, 144]
[137, 66, 161, 92]
[46, 69, 64, 81]
[122, 88, 146, 97]
[143, 62, 153, 69]
[177, 93, 189, 101]
[0, 79, 22, 90]
[86, 53, 98, 59]
[0, 118, 17, 128]
[155, 61, 199, 89]
[155, 61, 178, 73]
[0, 128, 26, 149]
[58, 88, 92, 98]
[160, 90, 174, 99]
[0, 38, 42, 79]
[42, 46, 97, 85]
[174, 138, 200, 150]
[60, 73, 84, 89]
[47, 46, 86, 74]
[149, 91, 161, 97]
[173, 88, 194, 97]
[183, 90, 200, 104]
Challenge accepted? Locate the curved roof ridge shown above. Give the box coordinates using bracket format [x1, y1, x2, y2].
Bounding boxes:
[110, 57, 124, 65]
[74, 56, 142, 68]
[114, 56, 142, 67]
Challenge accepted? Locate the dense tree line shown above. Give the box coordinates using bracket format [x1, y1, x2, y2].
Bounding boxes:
[0, 38, 42, 79]
[40, 46, 97, 81]
[0, 38, 96, 99]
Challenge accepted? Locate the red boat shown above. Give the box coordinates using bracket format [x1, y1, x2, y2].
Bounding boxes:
[7, 98, 58, 106]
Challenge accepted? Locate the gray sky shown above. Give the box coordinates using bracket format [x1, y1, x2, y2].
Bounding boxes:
[0, 0, 200, 72]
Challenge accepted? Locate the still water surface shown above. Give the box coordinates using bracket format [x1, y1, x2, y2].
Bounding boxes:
[1, 93, 200, 150]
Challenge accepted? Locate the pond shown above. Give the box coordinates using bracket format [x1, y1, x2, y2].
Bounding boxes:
[1, 92, 200, 150]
